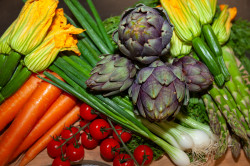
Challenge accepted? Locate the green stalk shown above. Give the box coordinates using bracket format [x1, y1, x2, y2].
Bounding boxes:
[64, 0, 111, 54]
[225, 80, 249, 124]
[176, 111, 215, 138]
[77, 40, 98, 67]
[218, 87, 250, 137]
[222, 46, 250, 105]
[202, 94, 221, 136]
[209, 85, 248, 140]
[86, 0, 115, 52]
[70, 0, 103, 39]
[214, 105, 229, 160]
[8, 63, 23, 81]
[68, 55, 92, 72]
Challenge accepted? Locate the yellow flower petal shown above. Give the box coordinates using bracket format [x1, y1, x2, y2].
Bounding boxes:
[24, 9, 84, 72]
[161, 0, 201, 43]
[0, 20, 16, 54]
[9, 0, 59, 55]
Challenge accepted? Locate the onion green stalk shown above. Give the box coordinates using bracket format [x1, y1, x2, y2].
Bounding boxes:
[176, 112, 217, 141]
[157, 121, 194, 151]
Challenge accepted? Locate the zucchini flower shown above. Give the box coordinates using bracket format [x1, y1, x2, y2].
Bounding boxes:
[160, 0, 201, 43]
[24, 9, 84, 72]
[209, 0, 217, 16]
[186, 0, 213, 25]
[170, 31, 192, 57]
[9, 0, 59, 55]
[0, 21, 16, 54]
[212, 5, 237, 45]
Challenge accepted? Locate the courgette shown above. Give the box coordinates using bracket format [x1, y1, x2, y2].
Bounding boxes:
[0, 51, 21, 88]
[202, 24, 230, 81]
[192, 37, 225, 87]
[0, 67, 31, 104]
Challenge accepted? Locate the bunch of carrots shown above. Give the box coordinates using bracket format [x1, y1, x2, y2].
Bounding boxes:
[0, 71, 81, 166]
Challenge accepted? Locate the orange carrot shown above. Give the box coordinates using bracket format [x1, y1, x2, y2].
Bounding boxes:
[0, 72, 63, 166]
[0, 74, 43, 131]
[10, 92, 77, 161]
[19, 105, 80, 166]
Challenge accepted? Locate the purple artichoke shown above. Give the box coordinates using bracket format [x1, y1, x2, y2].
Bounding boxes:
[129, 60, 188, 121]
[86, 54, 137, 96]
[173, 56, 214, 92]
[116, 4, 173, 64]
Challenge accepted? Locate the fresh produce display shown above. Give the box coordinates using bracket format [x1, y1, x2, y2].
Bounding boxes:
[0, 0, 249, 166]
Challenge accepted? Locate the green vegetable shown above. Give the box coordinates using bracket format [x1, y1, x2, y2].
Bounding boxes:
[192, 37, 224, 87]
[0, 67, 31, 104]
[227, 19, 250, 74]
[133, 0, 160, 7]
[86, 0, 114, 52]
[0, 51, 21, 89]
[202, 24, 230, 81]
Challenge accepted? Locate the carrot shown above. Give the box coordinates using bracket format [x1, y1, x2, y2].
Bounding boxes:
[0, 73, 43, 131]
[0, 72, 63, 166]
[19, 105, 80, 166]
[9, 92, 77, 161]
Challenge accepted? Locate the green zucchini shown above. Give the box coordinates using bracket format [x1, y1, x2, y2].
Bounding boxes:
[202, 24, 230, 81]
[0, 51, 21, 89]
[0, 67, 31, 104]
[192, 37, 225, 87]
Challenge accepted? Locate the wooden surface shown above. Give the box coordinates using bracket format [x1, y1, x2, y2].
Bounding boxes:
[11, 146, 250, 166]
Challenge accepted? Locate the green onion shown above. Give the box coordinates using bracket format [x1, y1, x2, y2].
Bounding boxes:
[64, 0, 111, 54]
[86, 0, 115, 52]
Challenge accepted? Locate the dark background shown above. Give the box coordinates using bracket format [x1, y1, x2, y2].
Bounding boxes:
[0, 0, 249, 35]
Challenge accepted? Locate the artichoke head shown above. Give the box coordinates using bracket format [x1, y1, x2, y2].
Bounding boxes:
[86, 54, 137, 96]
[129, 60, 188, 121]
[173, 56, 214, 92]
[116, 4, 173, 64]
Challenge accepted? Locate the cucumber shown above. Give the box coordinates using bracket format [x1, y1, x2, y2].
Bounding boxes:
[0, 51, 21, 88]
[0, 67, 31, 104]
[192, 37, 225, 87]
[202, 24, 230, 81]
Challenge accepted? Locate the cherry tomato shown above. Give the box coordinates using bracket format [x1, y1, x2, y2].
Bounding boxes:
[66, 143, 85, 162]
[47, 139, 66, 158]
[80, 103, 98, 121]
[112, 125, 132, 143]
[61, 126, 80, 144]
[113, 154, 134, 166]
[133, 145, 153, 165]
[52, 157, 70, 166]
[81, 130, 99, 149]
[89, 119, 111, 140]
[100, 138, 120, 160]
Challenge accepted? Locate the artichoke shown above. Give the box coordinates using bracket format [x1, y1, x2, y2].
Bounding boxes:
[86, 54, 137, 96]
[116, 4, 173, 64]
[129, 60, 188, 121]
[173, 56, 214, 92]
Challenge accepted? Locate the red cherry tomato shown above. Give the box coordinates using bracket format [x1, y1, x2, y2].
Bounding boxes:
[61, 126, 80, 144]
[112, 125, 132, 143]
[81, 130, 99, 149]
[80, 103, 98, 121]
[89, 119, 111, 140]
[100, 138, 120, 160]
[113, 153, 134, 166]
[66, 143, 85, 162]
[133, 145, 153, 165]
[52, 157, 70, 166]
[47, 139, 66, 158]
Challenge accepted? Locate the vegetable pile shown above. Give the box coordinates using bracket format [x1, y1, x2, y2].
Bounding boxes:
[0, 0, 249, 166]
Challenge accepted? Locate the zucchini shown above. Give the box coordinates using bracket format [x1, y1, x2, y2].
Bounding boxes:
[192, 37, 225, 87]
[0, 51, 21, 88]
[202, 24, 230, 81]
[0, 67, 31, 104]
